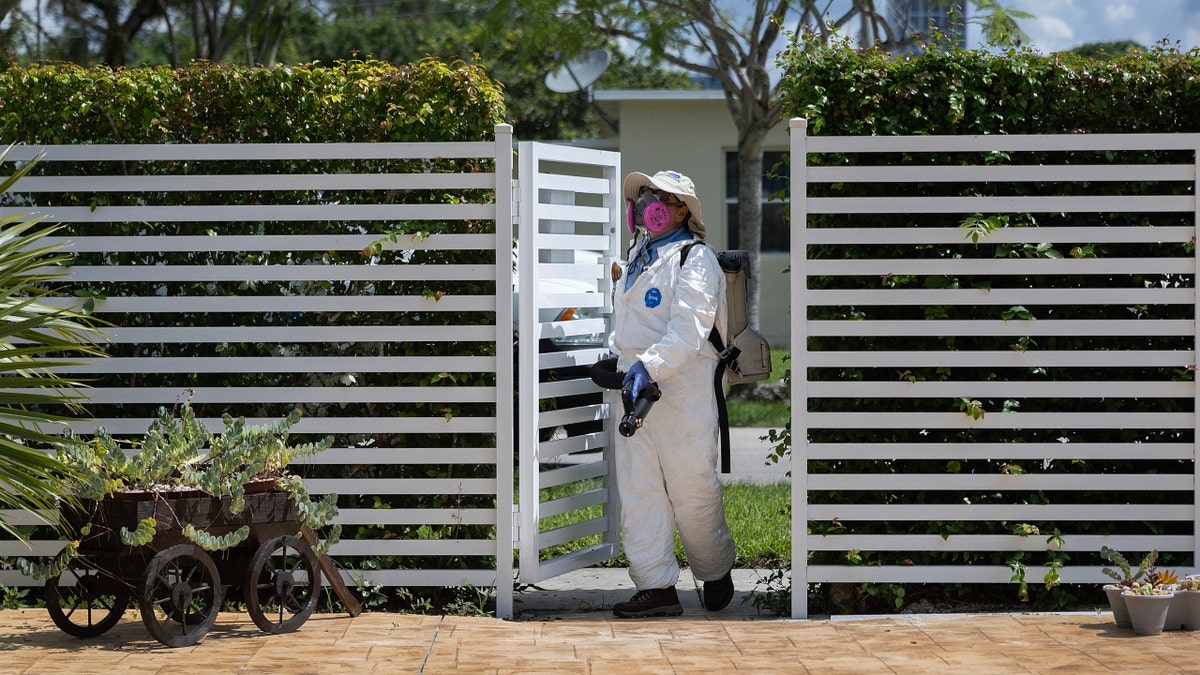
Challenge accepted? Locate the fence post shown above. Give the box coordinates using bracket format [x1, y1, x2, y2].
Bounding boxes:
[494, 123, 515, 619]
[1194, 136, 1199, 580]
[789, 117, 809, 620]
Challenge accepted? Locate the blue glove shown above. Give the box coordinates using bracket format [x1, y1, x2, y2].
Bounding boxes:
[623, 360, 650, 401]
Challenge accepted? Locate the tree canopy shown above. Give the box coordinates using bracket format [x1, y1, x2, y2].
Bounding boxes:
[481, 0, 1031, 325]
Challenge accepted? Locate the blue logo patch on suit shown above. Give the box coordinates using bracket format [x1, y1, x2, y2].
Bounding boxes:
[644, 288, 662, 308]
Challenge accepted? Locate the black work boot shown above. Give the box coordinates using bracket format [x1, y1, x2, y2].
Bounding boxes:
[612, 586, 683, 618]
[703, 570, 734, 611]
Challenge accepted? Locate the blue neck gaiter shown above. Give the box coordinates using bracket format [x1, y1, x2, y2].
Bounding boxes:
[624, 227, 692, 291]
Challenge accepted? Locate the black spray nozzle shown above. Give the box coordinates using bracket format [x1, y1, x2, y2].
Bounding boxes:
[590, 357, 662, 437]
[618, 379, 661, 437]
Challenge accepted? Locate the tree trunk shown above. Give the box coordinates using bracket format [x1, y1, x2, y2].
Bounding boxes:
[735, 123, 772, 330]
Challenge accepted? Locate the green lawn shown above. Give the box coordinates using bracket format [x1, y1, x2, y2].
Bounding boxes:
[726, 349, 789, 428]
[722, 480, 790, 566]
[532, 350, 793, 567]
[536, 478, 791, 567]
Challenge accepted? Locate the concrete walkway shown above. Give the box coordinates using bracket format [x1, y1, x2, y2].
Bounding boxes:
[722, 427, 788, 485]
[5, 601, 1200, 674]
[10, 431, 1199, 672]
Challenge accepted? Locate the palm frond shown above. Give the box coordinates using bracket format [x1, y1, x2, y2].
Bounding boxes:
[0, 144, 108, 544]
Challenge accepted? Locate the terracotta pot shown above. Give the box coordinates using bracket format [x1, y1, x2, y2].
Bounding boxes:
[1122, 591, 1174, 636]
[1104, 585, 1131, 628]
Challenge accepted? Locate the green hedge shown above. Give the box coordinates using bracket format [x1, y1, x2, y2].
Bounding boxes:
[775, 41, 1199, 613]
[0, 58, 506, 143]
[779, 38, 1200, 136]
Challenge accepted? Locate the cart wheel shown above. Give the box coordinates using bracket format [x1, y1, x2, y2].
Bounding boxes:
[245, 535, 321, 634]
[44, 567, 130, 638]
[139, 544, 223, 647]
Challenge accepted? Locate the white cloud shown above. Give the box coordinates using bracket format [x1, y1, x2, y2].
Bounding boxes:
[1105, 2, 1136, 24]
[983, 0, 1200, 52]
[1025, 17, 1076, 52]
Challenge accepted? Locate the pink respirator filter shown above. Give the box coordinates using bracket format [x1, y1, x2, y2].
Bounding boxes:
[627, 199, 672, 234]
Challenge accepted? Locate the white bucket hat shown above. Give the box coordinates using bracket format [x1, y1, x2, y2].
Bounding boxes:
[622, 170, 706, 240]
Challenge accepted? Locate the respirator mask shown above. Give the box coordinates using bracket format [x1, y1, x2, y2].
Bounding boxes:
[626, 188, 684, 235]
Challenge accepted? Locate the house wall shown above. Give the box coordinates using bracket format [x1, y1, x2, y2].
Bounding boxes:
[606, 95, 793, 347]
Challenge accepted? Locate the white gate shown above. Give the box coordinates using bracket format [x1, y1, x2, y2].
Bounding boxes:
[516, 142, 623, 583]
[0, 130, 624, 617]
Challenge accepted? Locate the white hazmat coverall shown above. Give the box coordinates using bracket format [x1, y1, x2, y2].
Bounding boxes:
[608, 235, 737, 591]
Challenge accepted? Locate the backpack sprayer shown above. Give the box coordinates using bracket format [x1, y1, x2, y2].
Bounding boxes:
[589, 357, 661, 437]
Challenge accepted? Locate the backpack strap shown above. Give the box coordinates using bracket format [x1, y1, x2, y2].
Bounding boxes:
[680, 242, 739, 474]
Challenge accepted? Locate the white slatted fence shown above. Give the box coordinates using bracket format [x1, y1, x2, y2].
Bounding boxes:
[0, 126, 519, 616]
[790, 119, 1199, 618]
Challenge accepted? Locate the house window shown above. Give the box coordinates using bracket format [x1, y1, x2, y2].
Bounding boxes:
[725, 151, 790, 252]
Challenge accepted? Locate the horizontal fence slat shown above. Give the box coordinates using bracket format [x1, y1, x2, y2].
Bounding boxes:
[806, 132, 1200, 153]
[304, 478, 497, 495]
[809, 381, 1193, 398]
[805, 350, 1195, 368]
[333, 508, 498, 525]
[52, 356, 496, 374]
[805, 443, 1195, 461]
[342, 570, 504, 588]
[808, 411, 1192, 429]
[537, 488, 609, 520]
[537, 432, 609, 462]
[0, 203, 496, 223]
[62, 264, 498, 282]
[807, 319, 1194, 337]
[536, 518, 608, 549]
[808, 534, 1196, 552]
[805, 226, 1196, 245]
[808, 473, 1193, 491]
[808, 163, 1195, 183]
[806, 565, 1129, 585]
[41, 295, 495, 313]
[807, 257, 1194, 276]
[90, 325, 496, 343]
[808, 287, 1193, 306]
[18, 173, 496, 192]
[809, 195, 1194, 214]
[57, 386, 498, 404]
[330, 540, 496, 556]
[0, 510, 55, 526]
[538, 462, 608, 491]
[807, 504, 1195, 521]
[44, 233, 496, 253]
[537, 405, 605, 430]
[532, 233, 614, 251]
[5, 141, 497, 161]
[69, 417, 499, 435]
[300, 448, 498, 465]
[526, 544, 621, 583]
[533, 203, 611, 224]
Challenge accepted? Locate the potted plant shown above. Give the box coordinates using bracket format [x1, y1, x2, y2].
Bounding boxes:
[1168, 576, 1200, 632]
[12, 397, 340, 581]
[1100, 546, 1157, 628]
[1122, 581, 1175, 636]
[4, 397, 351, 647]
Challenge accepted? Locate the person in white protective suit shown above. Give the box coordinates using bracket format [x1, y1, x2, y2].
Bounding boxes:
[607, 169, 736, 618]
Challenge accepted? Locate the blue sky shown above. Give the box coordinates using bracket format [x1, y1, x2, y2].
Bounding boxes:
[966, 0, 1200, 52]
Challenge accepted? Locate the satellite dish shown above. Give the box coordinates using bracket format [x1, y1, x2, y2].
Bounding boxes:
[544, 49, 611, 94]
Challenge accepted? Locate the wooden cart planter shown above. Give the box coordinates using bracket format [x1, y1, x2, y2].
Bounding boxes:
[44, 484, 360, 648]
